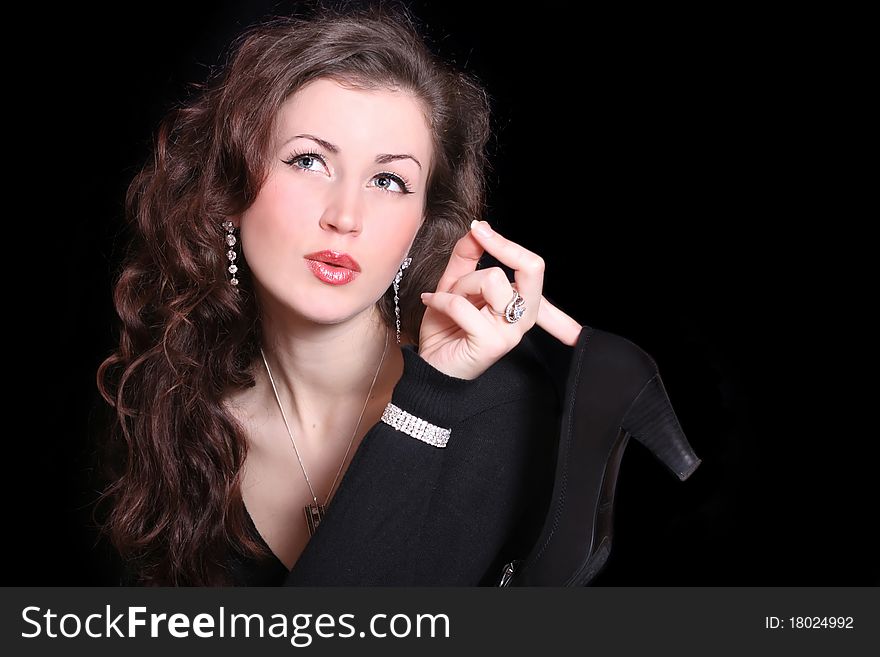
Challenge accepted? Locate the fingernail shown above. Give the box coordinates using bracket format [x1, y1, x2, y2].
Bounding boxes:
[470, 219, 493, 238]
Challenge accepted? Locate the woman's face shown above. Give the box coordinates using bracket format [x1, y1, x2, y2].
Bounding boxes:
[237, 77, 432, 327]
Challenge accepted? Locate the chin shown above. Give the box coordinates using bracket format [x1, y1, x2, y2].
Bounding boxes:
[261, 273, 385, 325]
[286, 296, 377, 327]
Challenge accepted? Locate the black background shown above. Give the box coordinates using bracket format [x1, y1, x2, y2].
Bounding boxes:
[10, 1, 873, 585]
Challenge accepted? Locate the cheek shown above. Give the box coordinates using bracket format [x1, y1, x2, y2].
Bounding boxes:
[368, 214, 421, 280]
[373, 215, 417, 248]
[249, 176, 316, 233]
[240, 176, 315, 260]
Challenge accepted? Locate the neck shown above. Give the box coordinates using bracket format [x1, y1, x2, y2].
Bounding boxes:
[254, 305, 410, 441]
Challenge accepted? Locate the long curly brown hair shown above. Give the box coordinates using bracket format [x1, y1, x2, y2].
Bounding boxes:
[93, 0, 494, 586]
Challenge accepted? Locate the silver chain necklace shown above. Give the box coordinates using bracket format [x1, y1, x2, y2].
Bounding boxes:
[259, 329, 390, 536]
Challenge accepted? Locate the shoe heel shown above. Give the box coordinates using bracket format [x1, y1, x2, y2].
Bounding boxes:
[621, 372, 701, 481]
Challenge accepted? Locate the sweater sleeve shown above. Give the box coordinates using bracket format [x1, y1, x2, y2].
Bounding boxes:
[283, 334, 560, 586]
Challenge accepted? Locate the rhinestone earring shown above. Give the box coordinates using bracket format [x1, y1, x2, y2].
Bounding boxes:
[393, 256, 412, 345]
[222, 220, 239, 287]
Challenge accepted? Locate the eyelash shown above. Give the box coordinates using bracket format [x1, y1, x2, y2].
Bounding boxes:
[282, 149, 415, 195]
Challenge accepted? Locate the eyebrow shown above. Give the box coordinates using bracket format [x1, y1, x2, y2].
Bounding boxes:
[282, 133, 422, 170]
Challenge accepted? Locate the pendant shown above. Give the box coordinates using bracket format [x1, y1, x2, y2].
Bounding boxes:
[304, 502, 326, 536]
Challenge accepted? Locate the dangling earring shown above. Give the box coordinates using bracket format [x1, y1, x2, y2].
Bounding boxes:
[222, 220, 239, 287]
[393, 256, 412, 345]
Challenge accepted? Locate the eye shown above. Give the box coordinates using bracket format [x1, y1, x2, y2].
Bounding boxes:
[281, 149, 415, 195]
[283, 150, 329, 174]
[373, 173, 414, 195]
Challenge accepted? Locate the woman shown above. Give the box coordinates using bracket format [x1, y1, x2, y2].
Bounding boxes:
[95, 2, 583, 586]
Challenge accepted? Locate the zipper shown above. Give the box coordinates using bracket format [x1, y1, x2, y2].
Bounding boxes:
[497, 560, 521, 587]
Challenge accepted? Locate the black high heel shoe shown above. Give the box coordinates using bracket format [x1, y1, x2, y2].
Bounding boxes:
[499, 323, 702, 586]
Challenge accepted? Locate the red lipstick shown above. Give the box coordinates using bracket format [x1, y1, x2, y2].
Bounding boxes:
[304, 250, 361, 286]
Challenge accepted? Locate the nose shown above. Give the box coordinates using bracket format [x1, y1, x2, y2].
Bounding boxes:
[318, 185, 363, 235]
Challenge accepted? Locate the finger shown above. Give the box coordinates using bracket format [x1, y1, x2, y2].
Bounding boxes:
[466, 221, 545, 318]
[537, 295, 583, 347]
[420, 290, 494, 342]
[467, 220, 545, 280]
[446, 267, 528, 324]
[434, 229, 485, 295]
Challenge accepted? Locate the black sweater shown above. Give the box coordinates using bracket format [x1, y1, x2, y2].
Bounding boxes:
[227, 325, 571, 586]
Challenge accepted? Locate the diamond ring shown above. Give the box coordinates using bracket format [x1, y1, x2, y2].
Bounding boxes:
[488, 289, 526, 324]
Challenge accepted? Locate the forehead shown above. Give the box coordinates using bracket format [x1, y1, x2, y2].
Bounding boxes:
[274, 78, 432, 159]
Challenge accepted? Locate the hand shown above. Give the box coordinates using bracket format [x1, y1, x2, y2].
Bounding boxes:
[417, 220, 582, 380]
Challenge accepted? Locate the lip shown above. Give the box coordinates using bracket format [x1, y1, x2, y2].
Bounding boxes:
[303, 250, 361, 272]
[304, 250, 361, 286]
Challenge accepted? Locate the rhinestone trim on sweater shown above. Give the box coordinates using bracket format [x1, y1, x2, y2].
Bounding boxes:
[380, 402, 451, 448]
